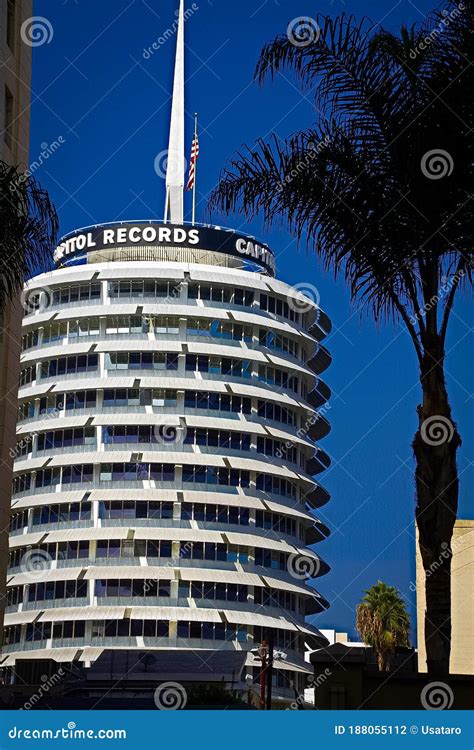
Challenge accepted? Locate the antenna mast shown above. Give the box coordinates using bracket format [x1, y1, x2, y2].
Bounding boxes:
[164, 0, 185, 224]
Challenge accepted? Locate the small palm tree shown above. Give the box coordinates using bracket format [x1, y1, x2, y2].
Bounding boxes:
[356, 581, 410, 672]
[209, 3, 473, 676]
[0, 161, 58, 306]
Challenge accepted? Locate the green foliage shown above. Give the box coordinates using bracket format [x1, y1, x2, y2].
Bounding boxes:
[0, 161, 58, 309]
[356, 581, 410, 671]
[209, 3, 473, 357]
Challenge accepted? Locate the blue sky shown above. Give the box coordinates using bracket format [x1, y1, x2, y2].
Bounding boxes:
[30, 0, 473, 639]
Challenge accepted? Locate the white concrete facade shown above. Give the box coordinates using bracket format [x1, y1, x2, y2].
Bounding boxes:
[2, 227, 332, 698]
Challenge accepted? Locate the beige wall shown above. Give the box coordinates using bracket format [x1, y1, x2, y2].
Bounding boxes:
[416, 520, 474, 675]
[0, 0, 33, 638]
[1, 0, 32, 166]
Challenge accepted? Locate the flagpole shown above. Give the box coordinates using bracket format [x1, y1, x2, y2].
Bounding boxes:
[192, 113, 198, 226]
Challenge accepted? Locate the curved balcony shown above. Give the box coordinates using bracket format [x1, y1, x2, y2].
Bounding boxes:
[306, 344, 332, 375]
[308, 310, 332, 340]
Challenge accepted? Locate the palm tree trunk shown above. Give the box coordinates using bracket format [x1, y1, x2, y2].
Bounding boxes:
[413, 336, 461, 677]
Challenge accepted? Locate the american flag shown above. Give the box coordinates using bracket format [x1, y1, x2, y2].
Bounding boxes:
[186, 134, 199, 191]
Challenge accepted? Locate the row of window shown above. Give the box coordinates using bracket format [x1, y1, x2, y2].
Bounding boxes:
[13, 464, 298, 498]
[258, 364, 299, 394]
[103, 426, 253, 451]
[7, 619, 248, 645]
[6, 580, 301, 612]
[19, 389, 177, 420]
[260, 293, 302, 323]
[24, 317, 307, 356]
[254, 587, 298, 612]
[185, 354, 252, 378]
[50, 283, 101, 305]
[10, 503, 299, 539]
[25, 316, 180, 348]
[257, 436, 298, 464]
[24, 355, 302, 390]
[187, 284, 254, 307]
[180, 503, 250, 526]
[108, 281, 182, 300]
[15, 500, 170, 529]
[253, 625, 303, 652]
[37, 427, 95, 452]
[13, 462, 298, 499]
[94, 579, 171, 598]
[5, 621, 301, 650]
[258, 329, 299, 357]
[186, 318, 253, 342]
[18, 391, 298, 429]
[255, 510, 297, 537]
[9, 541, 89, 567]
[26, 580, 87, 603]
[19, 362, 300, 408]
[9, 540, 299, 571]
[25, 281, 305, 327]
[38, 354, 98, 381]
[178, 581, 248, 602]
[5, 618, 170, 644]
[106, 352, 179, 371]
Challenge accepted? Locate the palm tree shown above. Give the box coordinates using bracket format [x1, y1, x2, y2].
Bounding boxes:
[356, 581, 410, 671]
[0, 161, 58, 305]
[209, 3, 473, 677]
[0, 161, 58, 636]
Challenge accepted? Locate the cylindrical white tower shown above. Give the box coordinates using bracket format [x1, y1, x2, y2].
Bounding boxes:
[3, 222, 331, 702]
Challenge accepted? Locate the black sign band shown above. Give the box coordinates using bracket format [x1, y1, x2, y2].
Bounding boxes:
[54, 223, 276, 276]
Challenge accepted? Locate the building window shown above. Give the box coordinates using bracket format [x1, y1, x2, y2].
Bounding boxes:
[4, 86, 14, 151]
[51, 283, 101, 306]
[6, 0, 16, 52]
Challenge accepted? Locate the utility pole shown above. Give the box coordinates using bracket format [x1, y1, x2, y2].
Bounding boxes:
[259, 639, 267, 710]
[266, 635, 274, 710]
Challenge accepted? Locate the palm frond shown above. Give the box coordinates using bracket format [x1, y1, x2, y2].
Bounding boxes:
[0, 161, 58, 308]
[209, 5, 473, 345]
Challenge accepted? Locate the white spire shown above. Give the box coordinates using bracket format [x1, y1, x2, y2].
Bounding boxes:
[164, 0, 185, 224]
